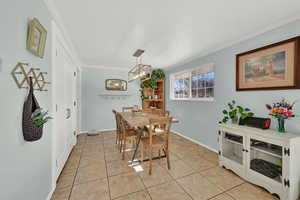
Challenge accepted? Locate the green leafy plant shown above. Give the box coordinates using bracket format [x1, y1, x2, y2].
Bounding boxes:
[140, 69, 165, 101]
[219, 100, 254, 124]
[151, 69, 165, 82]
[31, 108, 52, 128]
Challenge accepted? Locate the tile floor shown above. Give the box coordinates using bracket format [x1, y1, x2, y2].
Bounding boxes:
[51, 131, 279, 200]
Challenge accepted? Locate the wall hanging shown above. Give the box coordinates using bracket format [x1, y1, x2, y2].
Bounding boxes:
[105, 79, 127, 91]
[236, 36, 300, 91]
[11, 62, 50, 91]
[22, 77, 43, 142]
[27, 18, 47, 58]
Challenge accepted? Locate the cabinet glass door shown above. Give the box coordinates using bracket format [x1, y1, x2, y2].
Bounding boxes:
[249, 138, 282, 183]
[222, 132, 244, 165]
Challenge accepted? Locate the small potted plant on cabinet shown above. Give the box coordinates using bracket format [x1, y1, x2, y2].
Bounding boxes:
[219, 100, 254, 124]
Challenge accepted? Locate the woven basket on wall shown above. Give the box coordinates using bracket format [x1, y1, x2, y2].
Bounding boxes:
[22, 77, 43, 142]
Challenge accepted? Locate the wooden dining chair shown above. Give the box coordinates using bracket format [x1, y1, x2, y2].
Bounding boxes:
[149, 110, 170, 134]
[140, 117, 172, 175]
[119, 114, 138, 160]
[112, 110, 122, 149]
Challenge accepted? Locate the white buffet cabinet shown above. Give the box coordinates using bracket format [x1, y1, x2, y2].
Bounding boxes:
[219, 124, 300, 200]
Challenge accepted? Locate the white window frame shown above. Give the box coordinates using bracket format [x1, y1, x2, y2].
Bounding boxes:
[170, 63, 215, 101]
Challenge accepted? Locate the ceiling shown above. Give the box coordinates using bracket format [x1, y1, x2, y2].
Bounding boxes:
[52, 0, 300, 69]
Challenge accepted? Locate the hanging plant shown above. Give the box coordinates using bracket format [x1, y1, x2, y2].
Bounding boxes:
[31, 108, 52, 128]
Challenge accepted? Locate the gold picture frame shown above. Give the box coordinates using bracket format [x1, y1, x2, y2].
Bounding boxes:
[27, 18, 47, 58]
[236, 36, 300, 91]
[105, 79, 127, 91]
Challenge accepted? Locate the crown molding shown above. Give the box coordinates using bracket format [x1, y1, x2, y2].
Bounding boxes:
[82, 64, 130, 71]
[44, 0, 82, 67]
[165, 14, 300, 71]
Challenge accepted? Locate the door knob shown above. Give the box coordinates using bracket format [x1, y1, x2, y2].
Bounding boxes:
[66, 108, 71, 119]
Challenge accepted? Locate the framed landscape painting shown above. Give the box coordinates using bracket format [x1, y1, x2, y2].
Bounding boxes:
[236, 36, 300, 91]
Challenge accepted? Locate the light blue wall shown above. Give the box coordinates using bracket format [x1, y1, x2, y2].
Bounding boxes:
[166, 19, 300, 150]
[0, 1, 53, 200]
[81, 67, 140, 131]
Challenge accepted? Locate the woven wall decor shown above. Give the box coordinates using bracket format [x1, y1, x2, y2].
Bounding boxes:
[22, 77, 43, 141]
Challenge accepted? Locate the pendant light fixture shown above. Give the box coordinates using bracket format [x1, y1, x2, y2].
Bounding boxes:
[128, 49, 152, 82]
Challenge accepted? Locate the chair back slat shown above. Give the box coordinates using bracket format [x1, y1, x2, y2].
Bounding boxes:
[112, 109, 118, 128]
[122, 106, 134, 112]
[118, 113, 125, 134]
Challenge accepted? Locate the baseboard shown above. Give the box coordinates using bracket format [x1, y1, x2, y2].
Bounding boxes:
[46, 185, 55, 200]
[171, 130, 217, 153]
[79, 128, 115, 135]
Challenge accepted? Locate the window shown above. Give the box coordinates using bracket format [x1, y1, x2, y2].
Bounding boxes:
[170, 64, 214, 101]
[173, 72, 190, 99]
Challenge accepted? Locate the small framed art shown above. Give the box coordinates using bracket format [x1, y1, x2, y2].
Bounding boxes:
[27, 18, 47, 58]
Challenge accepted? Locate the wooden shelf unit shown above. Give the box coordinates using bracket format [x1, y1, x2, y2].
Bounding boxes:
[142, 78, 165, 115]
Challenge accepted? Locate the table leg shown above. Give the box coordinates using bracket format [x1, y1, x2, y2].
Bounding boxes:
[131, 130, 142, 162]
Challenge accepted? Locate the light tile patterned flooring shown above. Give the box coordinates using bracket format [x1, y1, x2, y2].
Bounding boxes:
[51, 131, 279, 200]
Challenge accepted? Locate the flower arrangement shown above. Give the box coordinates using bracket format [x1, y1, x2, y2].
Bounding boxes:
[266, 98, 296, 132]
[31, 108, 52, 128]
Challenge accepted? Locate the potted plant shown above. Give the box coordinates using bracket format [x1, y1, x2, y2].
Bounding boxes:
[219, 100, 254, 124]
[140, 69, 165, 101]
[266, 98, 296, 133]
[151, 69, 165, 82]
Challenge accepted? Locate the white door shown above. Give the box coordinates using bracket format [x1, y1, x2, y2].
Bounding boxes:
[53, 38, 77, 180]
[64, 56, 77, 152]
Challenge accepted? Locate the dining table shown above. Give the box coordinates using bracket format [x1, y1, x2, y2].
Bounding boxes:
[119, 111, 179, 162]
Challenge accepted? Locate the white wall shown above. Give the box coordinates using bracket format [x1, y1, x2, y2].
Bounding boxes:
[166, 19, 300, 151]
[0, 1, 53, 199]
[81, 67, 140, 132]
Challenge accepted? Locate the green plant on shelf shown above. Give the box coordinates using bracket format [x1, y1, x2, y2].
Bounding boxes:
[151, 69, 165, 82]
[140, 69, 165, 101]
[219, 100, 254, 124]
